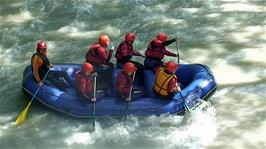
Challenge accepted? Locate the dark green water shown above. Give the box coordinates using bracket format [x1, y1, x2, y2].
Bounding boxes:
[0, 0, 265, 148]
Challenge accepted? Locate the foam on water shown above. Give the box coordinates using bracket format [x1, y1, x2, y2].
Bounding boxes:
[220, 3, 265, 12]
[1, 10, 32, 24]
[61, 108, 217, 148]
[65, 25, 120, 38]
[0, 108, 216, 148]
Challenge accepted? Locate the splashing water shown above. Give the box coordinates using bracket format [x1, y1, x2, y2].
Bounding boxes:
[61, 107, 217, 148]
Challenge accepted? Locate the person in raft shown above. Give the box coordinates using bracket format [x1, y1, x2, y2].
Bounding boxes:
[153, 61, 181, 99]
[116, 62, 137, 101]
[85, 35, 114, 88]
[115, 32, 144, 83]
[75, 62, 97, 101]
[85, 34, 114, 68]
[31, 41, 73, 90]
[144, 32, 179, 70]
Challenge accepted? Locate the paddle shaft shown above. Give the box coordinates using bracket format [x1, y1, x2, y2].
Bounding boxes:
[176, 39, 180, 65]
[93, 75, 97, 99]
[15, 69, 50, 125]
[128, 72, 136, 101]
[175, 39, 191, 112]
[124, 71, 136, 121]
[28, 69, 50, 106]
[92, 74, 97, 128]
[179, 92, 191, 112]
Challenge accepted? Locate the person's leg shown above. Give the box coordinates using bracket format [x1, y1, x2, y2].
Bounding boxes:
[153, 90, 173, 100]
[106, 65, 115, 96]
[144, 58, 155, 70]
[105, 61, 114, 67]
[46, 71, 67, 91]
[144, 58, 164, 70]
[154, 60, 164, 68]
[116, 60, 124, 69]
[93, 65, 107, 90]
[59, 71, 75, 88]
[130, 61, 144, 85]
[100, 65, 113, 82]
[93, 65, 113, 91]
[118, 92, 127, 100]
[93, 65, 104, 73]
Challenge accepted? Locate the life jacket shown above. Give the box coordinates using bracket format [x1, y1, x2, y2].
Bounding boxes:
[117, 70, 133, 94]
[115, 41, 134, 61]
[75, 71, 94, 94]
[145, 39, 166, 61]
[153, 68, 177, 96]
[85, 43, 107, 65]
[31, 52, 50, 79]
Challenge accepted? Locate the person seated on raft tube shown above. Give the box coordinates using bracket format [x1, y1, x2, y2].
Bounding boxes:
[153, 61, 181, 99]
[31, 41, 73, 90]
[144, 32, 179, 70]
[85, 35, 114, 88]
[85, 34, 114, 67]
[116, 62, 137, 101]
[75, 62, 97, 102]
[115, 32, 144, 83]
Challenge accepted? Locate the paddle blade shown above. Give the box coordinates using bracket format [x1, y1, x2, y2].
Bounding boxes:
[15, 102, 31, 126]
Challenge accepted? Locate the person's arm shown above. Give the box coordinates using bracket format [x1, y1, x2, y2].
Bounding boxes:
[83, 94, 91, 100]
[153, 66, 161, 73]
[133, 51, 143, 56]
[116, 44, 131, 61]
[49, 64, 53, 68]
[162, 38, 176, 46]
[32, 55, 43, 85]
[117, 76, 130, 94]
[120, 44, 132, 57]
[164, 49, 177, 57]
[97, 47, 109, 61]
[168, 77, 180, 93]
[79, 79, 92, 100]
[79, 78, 87, 95]
[107, 49, 114, 61]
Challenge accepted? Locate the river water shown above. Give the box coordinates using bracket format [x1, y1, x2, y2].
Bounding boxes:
[0, 0, 265, 148]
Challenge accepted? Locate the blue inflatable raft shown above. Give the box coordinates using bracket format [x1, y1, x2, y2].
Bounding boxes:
[22, 63, 217, 117]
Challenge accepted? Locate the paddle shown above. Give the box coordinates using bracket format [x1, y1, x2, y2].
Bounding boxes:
[176, 38, 180, 65]
[179, 90, 191, 112]
[175, 39, 191, 113]
[92, 73, 97, 129]
[124, 71, 136, 121]
[15, 69, 50, 126]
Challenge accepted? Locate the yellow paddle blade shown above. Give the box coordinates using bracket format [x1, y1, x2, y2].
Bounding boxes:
[15, 101, 32, 126]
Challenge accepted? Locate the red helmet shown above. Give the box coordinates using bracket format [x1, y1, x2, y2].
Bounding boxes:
[99, 35, 110, 47]
[166, 61, 178, 73]
[157, 32, 168, 42]
[37, 41, 47, 49]
[123, 62, 137, 74]
[125, 32, 136, 43]
[82, 62, 93, 73]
